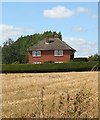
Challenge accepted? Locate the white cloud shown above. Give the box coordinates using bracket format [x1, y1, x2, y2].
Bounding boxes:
[76, 7, 91, 14]
[72, 26, 87, 33]
[44, 6, 98, 19]
[72, 26, 98, 33]
[91, 15, 98, 18]
[43, 6, 92, 19]
[63, 37, 97, 57]
[0, 24, 34, 45]
[44, 6, 75, 18]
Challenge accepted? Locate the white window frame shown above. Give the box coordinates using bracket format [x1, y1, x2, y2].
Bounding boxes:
[55, 61, 63, 63]
[54, 50, 63, 56]
[32, 51, 41, 57]
[32, 62, 41, 64]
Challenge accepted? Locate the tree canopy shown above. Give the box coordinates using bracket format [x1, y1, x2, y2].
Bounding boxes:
[2, 31, 99, 64]
[2, 31, 62, 64]
[88, 53, 100, 61]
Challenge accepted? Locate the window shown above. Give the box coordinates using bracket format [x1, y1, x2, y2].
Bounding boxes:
[32, 62, 41, 64]
[54, 50, 63, 56]
[55, 61, 63, 63]
[32, 51, 41, 57]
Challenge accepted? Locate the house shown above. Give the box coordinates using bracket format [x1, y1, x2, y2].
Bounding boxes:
[27, 34, 76, 64]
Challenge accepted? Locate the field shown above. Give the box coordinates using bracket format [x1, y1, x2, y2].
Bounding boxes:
[2, 71, 98, 118]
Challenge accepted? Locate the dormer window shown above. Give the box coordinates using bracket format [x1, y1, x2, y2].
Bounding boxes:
[54, 50, 63, 56]
[32, 51, 41, 57]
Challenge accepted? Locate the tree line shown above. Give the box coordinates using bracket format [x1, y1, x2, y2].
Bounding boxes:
[1, 30, 99, 64]
[2, 31, 62, 64]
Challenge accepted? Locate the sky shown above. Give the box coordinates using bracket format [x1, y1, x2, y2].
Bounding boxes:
[0, 2, 98, 57]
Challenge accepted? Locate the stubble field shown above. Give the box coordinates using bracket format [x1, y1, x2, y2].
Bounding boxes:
[2, 71, 98, 118]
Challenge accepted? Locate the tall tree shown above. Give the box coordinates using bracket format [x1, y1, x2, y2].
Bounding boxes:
[88, 53, 99, 61]
[58, 32, 62, 40]
[2, 38, 20, 64]
[2, 31, 63, 64]
[52, 31, 57, 38]
[0, 46, 2, 64]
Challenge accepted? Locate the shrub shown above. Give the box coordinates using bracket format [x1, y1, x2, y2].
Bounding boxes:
[1, 61, 99, 73]
[73, 58, 88, 62]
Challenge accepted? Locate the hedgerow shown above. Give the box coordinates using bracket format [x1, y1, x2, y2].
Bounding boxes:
[72, 58, 88, 62]
[1, 61, 99, 73]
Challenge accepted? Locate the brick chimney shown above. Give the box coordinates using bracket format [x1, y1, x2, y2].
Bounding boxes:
[46, 34, 49, 43]
[54, 34, 58, 38]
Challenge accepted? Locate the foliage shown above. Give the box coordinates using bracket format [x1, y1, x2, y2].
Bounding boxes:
[88, 53, 99, 61]
[2, 38, 20, 64]
[2, 31, 62, 64]
[58, 32, 62, 40]
[1, 61, 99, 73]
[3, 38, 14, 46]
[0, 46, 2, 64]
[72, 58, 88, 62]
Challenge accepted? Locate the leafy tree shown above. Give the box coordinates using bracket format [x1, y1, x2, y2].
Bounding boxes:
[2, 38, 20, 64]
[2, 31, 63, 64]
[3, 38, 14, 46]
[88, 53, 99, 61]
[0, 46, 2, 64]
[58, 32, 62, 40]
[52, 31, 57, 38]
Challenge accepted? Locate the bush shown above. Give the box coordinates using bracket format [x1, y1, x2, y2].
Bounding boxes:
[1, 61, 99, 73]
[73, 58, 88, 62]
[88, 53, 99, 61]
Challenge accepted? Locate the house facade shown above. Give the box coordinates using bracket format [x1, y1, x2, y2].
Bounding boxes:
[27, 34, 76, 64]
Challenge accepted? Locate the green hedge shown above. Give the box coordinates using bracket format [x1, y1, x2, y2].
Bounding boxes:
[73, 58, 88, 62]
[0, 61, 99, 73]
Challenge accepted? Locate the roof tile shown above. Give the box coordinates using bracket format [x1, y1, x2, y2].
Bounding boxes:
[27, 38, 76, 51]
